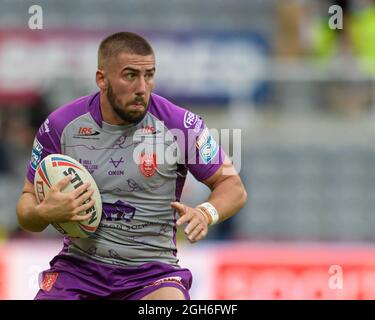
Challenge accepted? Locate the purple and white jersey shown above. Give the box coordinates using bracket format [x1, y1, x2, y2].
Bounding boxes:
[27, 92, 224, 267]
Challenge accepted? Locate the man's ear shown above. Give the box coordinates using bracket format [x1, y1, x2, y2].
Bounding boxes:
[96, 69, 107, 90]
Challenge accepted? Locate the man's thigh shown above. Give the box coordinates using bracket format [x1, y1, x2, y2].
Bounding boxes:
[141, 285, 186, 300]
[126, 279, 190, 300]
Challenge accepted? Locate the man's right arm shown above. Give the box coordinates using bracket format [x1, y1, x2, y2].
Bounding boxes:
[16, 177, 95, 233]
[16, 178, 50, 232]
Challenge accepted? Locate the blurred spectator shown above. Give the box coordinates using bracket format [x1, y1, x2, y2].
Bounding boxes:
[310, 0, 375, 116]
[0, 92, 49, 237]
[275, 0, 311, 57]
[310, 0, 353, 62]
[0, 136, 10, 174]
[275, 0, 356, 62]
[275, 0, 375, 116]
[350, 0, 375, 74]
[308, 0, 375, 75]
[0, 94, 48, 176]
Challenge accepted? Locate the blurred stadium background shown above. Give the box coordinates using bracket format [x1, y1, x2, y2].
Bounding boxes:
[1, 0, 375, 299]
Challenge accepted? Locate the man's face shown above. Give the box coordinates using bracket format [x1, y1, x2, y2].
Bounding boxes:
[102, 52, 155, 124]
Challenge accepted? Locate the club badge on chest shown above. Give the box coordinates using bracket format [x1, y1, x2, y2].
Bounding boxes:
[139, 152, 157, 178]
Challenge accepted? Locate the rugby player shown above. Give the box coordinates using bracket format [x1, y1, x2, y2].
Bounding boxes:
[16, 32, 247, 300]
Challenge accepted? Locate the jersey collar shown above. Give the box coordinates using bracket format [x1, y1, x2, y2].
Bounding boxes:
[88, 91, 103, 128]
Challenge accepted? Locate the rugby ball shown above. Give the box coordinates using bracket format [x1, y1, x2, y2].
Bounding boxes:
[34, 154, 102, 238]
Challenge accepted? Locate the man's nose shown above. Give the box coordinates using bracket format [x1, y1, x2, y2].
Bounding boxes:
[135, 76, 147, 95]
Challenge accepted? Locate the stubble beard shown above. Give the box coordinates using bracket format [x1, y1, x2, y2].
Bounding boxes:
[107, 82, 148, 125]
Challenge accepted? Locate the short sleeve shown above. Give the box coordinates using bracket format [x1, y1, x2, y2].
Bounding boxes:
[184, 116, 225, 182]
[26, 117, 62, 184]
[147, 94, 225, 182]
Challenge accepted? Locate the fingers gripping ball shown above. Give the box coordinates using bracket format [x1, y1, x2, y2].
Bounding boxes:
[34, 154, 102, 238]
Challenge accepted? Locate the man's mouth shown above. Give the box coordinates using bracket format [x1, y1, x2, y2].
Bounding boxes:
[129, 102, 145, 110]
[129, 99, 145, 105]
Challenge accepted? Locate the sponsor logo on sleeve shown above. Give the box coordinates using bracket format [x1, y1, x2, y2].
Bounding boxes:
[31, 138, 43, 170]
[196, 128, 219, 164]
[44, 119, 50, 133]
[193, 118, 203, 133]
[196, 127, 210, 148]
[38, 118, 50, 135]
[183, 111, 198, 128]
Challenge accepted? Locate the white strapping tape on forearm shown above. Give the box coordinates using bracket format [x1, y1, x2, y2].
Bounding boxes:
[197, 202, 219, 225]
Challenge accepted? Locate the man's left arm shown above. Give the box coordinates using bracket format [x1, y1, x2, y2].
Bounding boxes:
[171, 156, 247, 243]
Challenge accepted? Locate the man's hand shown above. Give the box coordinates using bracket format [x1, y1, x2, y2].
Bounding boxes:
[171, 201, 209, 243]
[36, 175, 95, 224]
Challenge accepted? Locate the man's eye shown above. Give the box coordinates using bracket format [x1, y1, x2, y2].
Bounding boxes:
[125, 73, 135, 80]
[145, 73, 154, 80]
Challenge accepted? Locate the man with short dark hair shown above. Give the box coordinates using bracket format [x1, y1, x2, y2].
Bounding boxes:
[16, 32, 247, 300]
